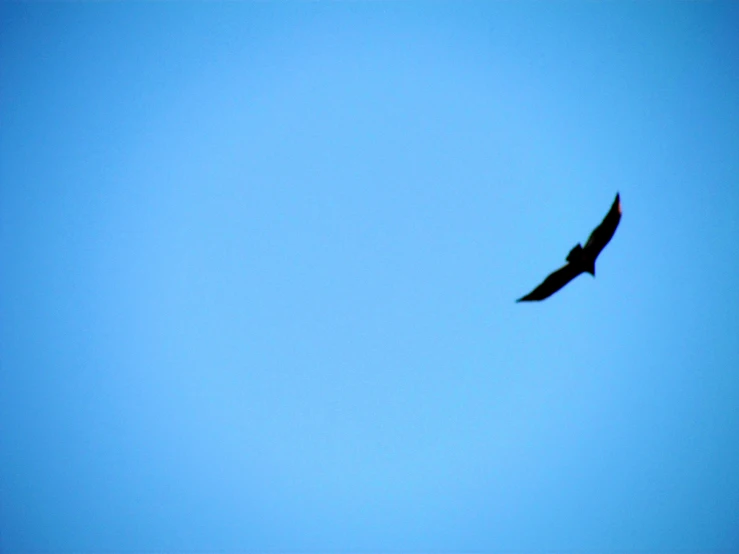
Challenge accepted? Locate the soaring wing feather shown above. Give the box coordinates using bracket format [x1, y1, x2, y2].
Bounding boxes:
[516, 262, 583, 302]
[583, 193, 622, 261]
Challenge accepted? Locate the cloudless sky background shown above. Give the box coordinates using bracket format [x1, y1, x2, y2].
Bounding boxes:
[2, 2, 738, 553]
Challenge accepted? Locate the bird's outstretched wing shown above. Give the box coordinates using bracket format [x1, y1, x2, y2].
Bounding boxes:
[516, 262, 583, 302]
[583, 193, 622, 261]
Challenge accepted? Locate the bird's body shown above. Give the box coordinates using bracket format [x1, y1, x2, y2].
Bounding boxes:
[517, 193, 622, 302]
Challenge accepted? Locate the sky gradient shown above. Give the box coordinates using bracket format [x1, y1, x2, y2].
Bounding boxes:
[2, 3, 738, 553]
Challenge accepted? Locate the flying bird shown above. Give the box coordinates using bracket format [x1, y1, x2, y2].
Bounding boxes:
[516, 193, 622, 302]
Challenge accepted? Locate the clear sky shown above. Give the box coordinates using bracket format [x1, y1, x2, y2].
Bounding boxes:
[1, 3, 738, 553]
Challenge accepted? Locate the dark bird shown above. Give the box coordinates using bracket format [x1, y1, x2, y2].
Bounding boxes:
[516, 193, 622, 302]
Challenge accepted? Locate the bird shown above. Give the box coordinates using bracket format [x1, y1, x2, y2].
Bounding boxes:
[516, 193, 622, 302]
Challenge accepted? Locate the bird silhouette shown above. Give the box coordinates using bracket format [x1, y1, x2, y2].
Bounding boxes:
[517, 193, 622, 302]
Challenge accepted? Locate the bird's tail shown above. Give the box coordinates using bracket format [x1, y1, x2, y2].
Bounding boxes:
[566, 243, 583, 263]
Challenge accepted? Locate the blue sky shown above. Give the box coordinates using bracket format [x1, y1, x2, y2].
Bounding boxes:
[1, 3, 738, 553]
